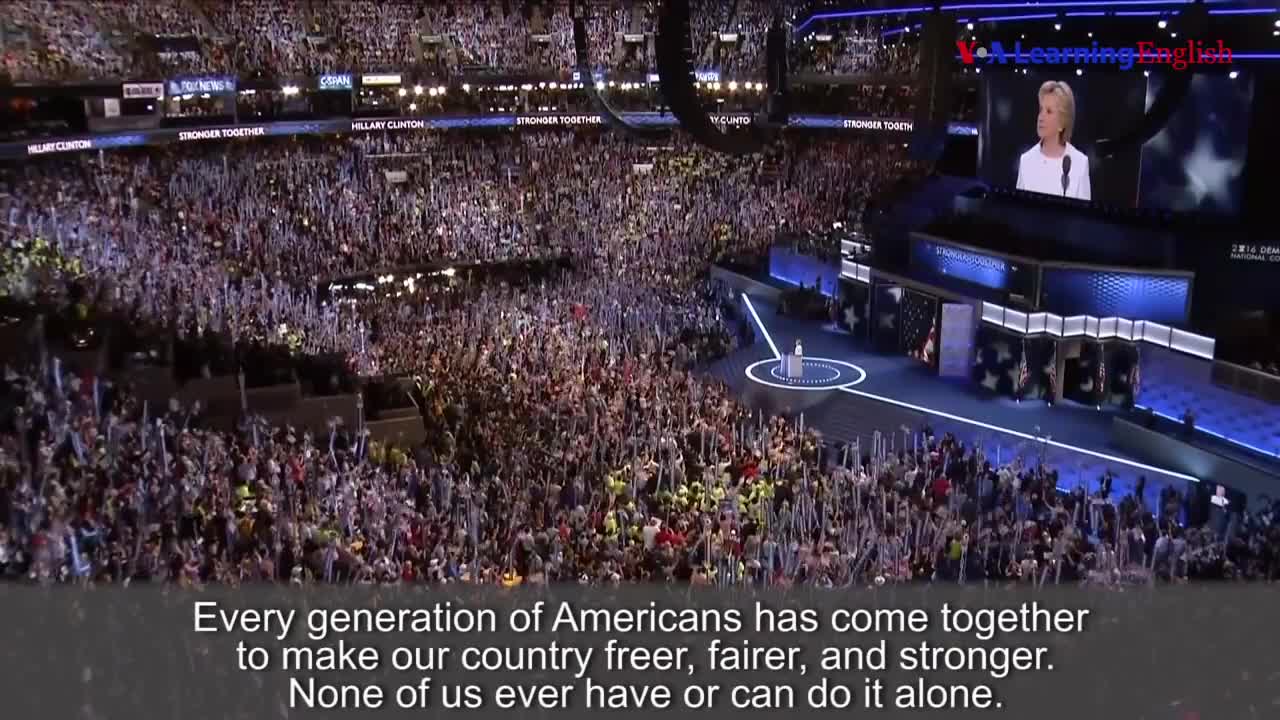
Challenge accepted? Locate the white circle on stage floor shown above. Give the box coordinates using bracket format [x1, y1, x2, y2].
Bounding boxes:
[745, 356, 867, 391]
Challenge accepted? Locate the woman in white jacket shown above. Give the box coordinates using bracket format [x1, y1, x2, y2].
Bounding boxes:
[1016, 80, 1091, 201]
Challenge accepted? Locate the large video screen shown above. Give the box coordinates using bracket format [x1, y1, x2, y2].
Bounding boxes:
[1139, 73, 1253, 214]
[980, 72, 1253, 214]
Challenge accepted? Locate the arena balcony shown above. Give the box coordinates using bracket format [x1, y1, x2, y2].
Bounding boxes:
[0, 0, 922, 86]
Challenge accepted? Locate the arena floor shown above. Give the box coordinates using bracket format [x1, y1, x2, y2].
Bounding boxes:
[705, 293, 1203, 508]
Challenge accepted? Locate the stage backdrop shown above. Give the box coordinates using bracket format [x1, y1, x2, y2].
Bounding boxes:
[1023, 336, 1058, 403]
[1063, 340, 1106, 407]
[1140, 74, 1254, 216]
[837, 279, 870, 341]
[1039, 266, 1192, 327]
[1102, 342, 1140, 408]
[972, 324, 1024, 397]
[972, 325, 1056, 402]
[939, 303, 974, 378]
[872, 284, 902, 353]
[900, 288, 939, 368]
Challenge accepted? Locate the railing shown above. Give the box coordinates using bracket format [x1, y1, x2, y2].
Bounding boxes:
[981, 301, 1216, 360]
[840, 236, 871, 258]
[839, 259, 872, 284]
[1211, 361, 1280, 404]
[2, 112, 980, 160]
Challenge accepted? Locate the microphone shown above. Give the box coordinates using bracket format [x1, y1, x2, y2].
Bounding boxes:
[1061, 155, 1072, 196]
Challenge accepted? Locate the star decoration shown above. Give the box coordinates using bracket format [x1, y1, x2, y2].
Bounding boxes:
[843, 305, 860, 330]
[993, 341, 1011, 365]
[1182, 135, 1242, 210]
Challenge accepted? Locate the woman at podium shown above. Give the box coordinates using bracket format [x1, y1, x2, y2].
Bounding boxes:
[786, 340, 804, 379]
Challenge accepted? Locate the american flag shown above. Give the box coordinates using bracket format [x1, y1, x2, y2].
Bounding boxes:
[1096, 346, 1108, 403]
[1130, 347, 1141, 399]
[1046, 343, 1058, 403]
[874, 285, 901, 350]
[1016, 339, 1030, 398]
[920, 317, 937, 365]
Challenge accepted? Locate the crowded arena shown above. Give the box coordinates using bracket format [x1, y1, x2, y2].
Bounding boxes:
[0, 0, 1277, 589]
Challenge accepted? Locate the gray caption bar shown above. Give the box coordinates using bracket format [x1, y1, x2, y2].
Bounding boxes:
[0, 585, 1274, 720]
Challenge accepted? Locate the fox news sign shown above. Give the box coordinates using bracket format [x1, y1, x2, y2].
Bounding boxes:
[166, 76, 236, 96]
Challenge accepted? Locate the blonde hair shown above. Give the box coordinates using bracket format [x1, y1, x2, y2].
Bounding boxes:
[1038, 80, 1076, 146]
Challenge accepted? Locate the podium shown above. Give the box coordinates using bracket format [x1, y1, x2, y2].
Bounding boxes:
[784, 354, 803, 379]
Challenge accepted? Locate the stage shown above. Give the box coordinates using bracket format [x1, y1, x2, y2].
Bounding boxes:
[705, 292, 1217, 508]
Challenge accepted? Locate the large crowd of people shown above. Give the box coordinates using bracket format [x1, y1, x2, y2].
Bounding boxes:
[0, 2, 1270, 591]
[2, 0, 130, 82]
[0, 129, 905, 357]
[792, 34, 920, 77]
[1, 115, 1276, 587]
[0, 0, 919, 82]
[2, 337, 1276, 585]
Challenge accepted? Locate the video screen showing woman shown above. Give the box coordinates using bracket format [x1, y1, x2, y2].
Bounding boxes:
[980, 71, 1251, 214]
[979, 72, 1146, 207]
[1015, 81, 1091, 201]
